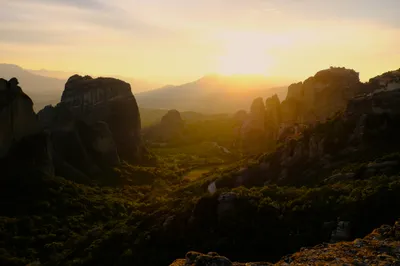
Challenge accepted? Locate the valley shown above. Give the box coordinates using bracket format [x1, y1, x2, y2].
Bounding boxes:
[1, 67, 400, 266]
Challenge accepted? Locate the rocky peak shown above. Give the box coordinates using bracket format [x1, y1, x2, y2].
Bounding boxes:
[0, 78, 53, 176]
[58, 75, 143, 162]
[62, 75, 133, 108]
[282, 67, 362, 123]
[143, 109, 185, 142]
[286, 82, 303, 100]
[369, 68, 400, 93]
[161, 109, 184, 126]
[265, 94, 280, 111]
[250, 97, 265, 117]
[0, 78, 40, 158]
[265, 94, 282, 141]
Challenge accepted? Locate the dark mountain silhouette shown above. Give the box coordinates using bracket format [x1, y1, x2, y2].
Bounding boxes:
[28, 68, 163, 94]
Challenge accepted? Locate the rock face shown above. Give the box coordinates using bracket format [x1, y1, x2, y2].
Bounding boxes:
[171, 220, 400, 266]
[230, 68, 400, 188]
[240, 98, 266, 150]
[61, 75, 143, 161]
[35, 75, 145, 182]
[143, 109, 185, 142]
[0, 78, 53, 176]
[175, 251, 233, 266]
[283, 67, 362, 123]
[347, 87, 400, 116]
[38, 103, 121, 181]
[369, 68, 400, 93]
[239, 67, 365, 151]
[0, 78, 41, 158]
[264, 94, 281, 141]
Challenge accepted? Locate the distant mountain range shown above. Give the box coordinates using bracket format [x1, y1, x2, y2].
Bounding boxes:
[0, 64, 65, 111]
[0, 64, 162, 111]
[27, 68, 162, 94]
[136, 74, 290, 113]
[1, 64, 290, 113]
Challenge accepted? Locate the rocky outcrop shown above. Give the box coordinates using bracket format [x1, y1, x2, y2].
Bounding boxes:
[38, 104, 101, 181]
[0, 78, 53, 176]
[239, 67, 366, 150]
[240, 98, 266, 150]
[172, 251, 233, 266]
[0, 78, 41, 158]
[264, 95, 281, 141]
[347, 88, 400, 116]
[369, 68, 400, 93]
[35, 74, 145, 182]
[61, 75, 143, 162]
[143, 109, 185, 142]
[282, 67, 363, 123]
[233, 110, 248, 123]
[171, 220, 400, 265]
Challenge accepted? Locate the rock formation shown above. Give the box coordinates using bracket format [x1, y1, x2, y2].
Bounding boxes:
[240, 97, 266, 150]
[143, 109, 185, 142]
[264, 94, 281, 141]
[368, 68, 400, 93]
[60, 75, 143, 161]
[239, 67, 377, 151]
[36, 74, 144, 181]
[171, 220, 400, 265]
[0, 78, 40, 157]
[0, 78, 53, 176]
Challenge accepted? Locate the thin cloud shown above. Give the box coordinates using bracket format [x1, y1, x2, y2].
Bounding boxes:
[15, 0, 108, 11]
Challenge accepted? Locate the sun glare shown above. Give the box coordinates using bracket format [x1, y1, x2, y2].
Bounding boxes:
[216, 32, 273, 76]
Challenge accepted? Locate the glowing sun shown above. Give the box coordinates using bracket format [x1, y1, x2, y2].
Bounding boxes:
[216, 32, 273, 75]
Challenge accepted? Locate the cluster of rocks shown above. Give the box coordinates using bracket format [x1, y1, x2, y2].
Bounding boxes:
[238, 67, 378, 151]
[0, 75, 145, 181]
[225, 67, 400, 188]
[171, 220, 400, 265]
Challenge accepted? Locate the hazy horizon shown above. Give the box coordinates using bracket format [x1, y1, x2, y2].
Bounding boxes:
[2, 0, 400, 84]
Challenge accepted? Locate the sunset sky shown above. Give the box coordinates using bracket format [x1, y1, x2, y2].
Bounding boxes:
[1, 0, 400, 84]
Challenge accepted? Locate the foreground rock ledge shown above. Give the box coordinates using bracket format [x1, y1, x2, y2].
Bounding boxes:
[170, 220, 400, 265]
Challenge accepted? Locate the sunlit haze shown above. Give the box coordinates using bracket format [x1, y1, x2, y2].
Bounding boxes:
[1, 0, 400, 84]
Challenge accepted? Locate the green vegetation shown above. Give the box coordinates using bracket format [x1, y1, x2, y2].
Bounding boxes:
[2, 150, 400, 265]
[2, 109, 400, 265]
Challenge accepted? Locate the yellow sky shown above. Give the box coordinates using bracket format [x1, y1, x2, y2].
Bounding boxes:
[1, 0, 400, 84]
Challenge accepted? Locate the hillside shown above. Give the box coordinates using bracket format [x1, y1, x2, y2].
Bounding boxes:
[136, 74, 288, 113]
[1, 67, 400, 266]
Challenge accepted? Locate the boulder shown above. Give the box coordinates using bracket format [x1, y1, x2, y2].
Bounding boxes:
[184, 251, 232, 266]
